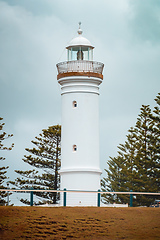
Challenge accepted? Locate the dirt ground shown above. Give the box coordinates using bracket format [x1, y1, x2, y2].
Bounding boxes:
[0, 206, 159, 240]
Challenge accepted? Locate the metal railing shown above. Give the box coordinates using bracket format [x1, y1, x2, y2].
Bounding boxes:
[1, 189, 160, 207]
[56, 60, 104, 75]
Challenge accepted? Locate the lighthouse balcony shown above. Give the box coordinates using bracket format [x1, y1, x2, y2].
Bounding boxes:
[56, 60, 104, 80]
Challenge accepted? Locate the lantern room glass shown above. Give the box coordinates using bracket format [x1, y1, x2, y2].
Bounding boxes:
[67, 47, 93, 61]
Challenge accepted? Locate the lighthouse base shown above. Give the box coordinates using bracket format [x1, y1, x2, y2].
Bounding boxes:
[60, 192, 99, 207]
[60, 170, 101, 206]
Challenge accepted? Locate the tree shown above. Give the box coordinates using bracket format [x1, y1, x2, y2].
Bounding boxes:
[131, 105, 157, 206]
[0, 117, 14, 205]
[151, 93, 160, 190]
[10, 125, 61, 205]
[101, 127, 140, 205]
[102, 94, 160, 207]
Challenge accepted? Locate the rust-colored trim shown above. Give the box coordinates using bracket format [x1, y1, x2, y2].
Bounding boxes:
[57, 72, 103, 80]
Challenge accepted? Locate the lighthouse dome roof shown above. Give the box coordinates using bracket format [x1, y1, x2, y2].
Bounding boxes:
[66, 23, 94, 50]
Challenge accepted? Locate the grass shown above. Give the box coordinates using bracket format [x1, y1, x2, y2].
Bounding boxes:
[0, 206, 160, 239]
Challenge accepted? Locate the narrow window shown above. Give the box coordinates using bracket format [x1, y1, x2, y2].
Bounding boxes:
[73, 145, 77, 152]
[73, 100, 77, 108]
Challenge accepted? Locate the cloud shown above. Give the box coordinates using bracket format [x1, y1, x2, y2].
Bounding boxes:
[128, 0, 160, 44]
[0, 1, 64, 120]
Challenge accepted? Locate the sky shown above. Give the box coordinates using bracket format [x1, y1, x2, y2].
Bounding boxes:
[0, 0, 160, 204]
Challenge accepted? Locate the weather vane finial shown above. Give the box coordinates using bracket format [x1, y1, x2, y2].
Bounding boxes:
[78, 22, 82, 35]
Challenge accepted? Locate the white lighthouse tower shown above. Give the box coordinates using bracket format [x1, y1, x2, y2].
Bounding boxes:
[56, 23, 104, 206]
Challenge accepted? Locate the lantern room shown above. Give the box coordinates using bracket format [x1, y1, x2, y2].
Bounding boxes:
[66, 22, 94, 61]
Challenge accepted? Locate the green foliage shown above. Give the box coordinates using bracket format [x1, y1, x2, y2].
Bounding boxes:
[102, 94, 160, 207]
[0, 117, 14, 205]
[10, 125, 61, 205]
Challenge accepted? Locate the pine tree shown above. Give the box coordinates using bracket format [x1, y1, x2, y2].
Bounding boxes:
[102, 95, 160, 207]
[101, 155, 126, 204]
[132, 105, 156, 206]
[10, 125, 61, 205]
[0, 117, 14, 205]
[101, 127, 138, 205]
[151, 93, 160, 191]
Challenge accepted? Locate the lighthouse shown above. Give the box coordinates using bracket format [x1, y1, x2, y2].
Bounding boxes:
[56, 23, 104, 206]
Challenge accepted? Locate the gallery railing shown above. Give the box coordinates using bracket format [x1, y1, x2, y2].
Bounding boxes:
[56, 60, 104, 75]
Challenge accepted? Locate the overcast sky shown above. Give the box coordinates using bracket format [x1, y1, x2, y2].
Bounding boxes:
[1, 0, 160, 203]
